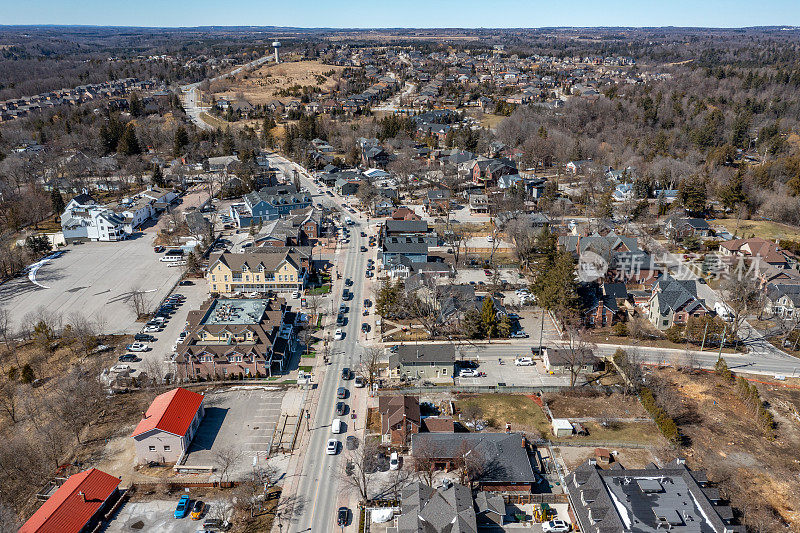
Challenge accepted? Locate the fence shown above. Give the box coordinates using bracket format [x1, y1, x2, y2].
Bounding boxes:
[381, 385, 597, 395]
[503, 493, 569, 505]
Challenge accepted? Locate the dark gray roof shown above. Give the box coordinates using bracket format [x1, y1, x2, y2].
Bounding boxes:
[385, 219, 429, 234]
[398, 482, 477, 533]
[391, 344, 455, 366]
[653, 273, 706, 315]
[568, 459, 744, 533]
[411, 432, 538, 484]
[383, 241, 429, 255]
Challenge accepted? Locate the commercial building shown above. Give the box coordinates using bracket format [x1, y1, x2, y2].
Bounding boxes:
[208, 251, 308, 294]
[131, 387, 205, 464]
[174, 297, 296, 379]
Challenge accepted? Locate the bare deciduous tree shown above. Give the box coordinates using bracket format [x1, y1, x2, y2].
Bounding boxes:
[358, 346, 383, 390]
[214, 445, 243, 484]
[341, 437, 381, 502]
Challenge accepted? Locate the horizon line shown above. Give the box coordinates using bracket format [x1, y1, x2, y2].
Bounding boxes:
[1, 24, 799, 31]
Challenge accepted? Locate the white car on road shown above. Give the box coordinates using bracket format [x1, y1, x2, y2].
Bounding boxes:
[326, 439, 339, 455]
[334, 329, 344, 340]
[514, 357, 534, 366]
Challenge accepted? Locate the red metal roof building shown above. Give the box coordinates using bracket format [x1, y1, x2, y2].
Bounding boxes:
[19, 468, 121, 533]
[131, 387, 205, 464]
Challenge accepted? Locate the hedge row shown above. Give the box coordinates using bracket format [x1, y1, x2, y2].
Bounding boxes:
[639, 387, 681, 444]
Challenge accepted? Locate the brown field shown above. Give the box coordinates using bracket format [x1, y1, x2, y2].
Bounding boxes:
[654, 368, 800, 529]
[714, 217, 800, 241]
[210, 60, 345, 105]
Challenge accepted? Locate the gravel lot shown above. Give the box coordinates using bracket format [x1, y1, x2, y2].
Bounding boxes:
[103, 498, 228, 533]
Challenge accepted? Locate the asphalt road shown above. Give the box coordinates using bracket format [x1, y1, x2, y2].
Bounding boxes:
[290, 214, 369, 532]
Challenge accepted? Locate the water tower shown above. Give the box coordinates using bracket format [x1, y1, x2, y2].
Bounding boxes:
[272, 41, 281, 63]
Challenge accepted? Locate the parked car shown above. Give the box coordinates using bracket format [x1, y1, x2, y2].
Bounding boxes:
[336, 402, 346, 416]
[190, 500, 205, 520]
[484, 269, 492, 276]
[389, 451, 399, 470]
[126, 343, 149, 352]
[361, 323, 370, 333]
[363, 298, 372, 307]
[337, 507, 349, 526]
[542, 520, 570, 533]
[202, 518, 230, 530]
[510, 330, 529, 338]
[326, 439, 339, 455]
[459, 369, 478, 377]
[154, 245, 165, 253]
[360, 246, 368, 252]
[331, 418, 343, 434]
[174, 495, 191, 518]
[354, 376, 365, 388]
[337, 387, 347, 399]
[179, 279, 194, 286]
[134, 333, 154, 342]
[118, 354, 140, 363]
[514, 357, 534, 366]
[334, 329, 344, 340]
[142, 325, 161, 333]
[341, 368, 351, 380]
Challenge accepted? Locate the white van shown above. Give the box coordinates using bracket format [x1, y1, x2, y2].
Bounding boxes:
[331, 418, 343, 434]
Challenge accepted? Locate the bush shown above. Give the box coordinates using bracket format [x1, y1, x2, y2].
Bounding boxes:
[20, 364, 35, 384]
[664, 325, 685, 343]
[612, 322, 628, 337]
[639, 387, 681, 444]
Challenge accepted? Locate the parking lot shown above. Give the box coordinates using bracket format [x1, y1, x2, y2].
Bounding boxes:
[452, 267, 527, 288]
[183, 387, 284, 480]
[104, 498, 228, 533]
[456, 345, 570, 387]
[0, 236, 182, 335]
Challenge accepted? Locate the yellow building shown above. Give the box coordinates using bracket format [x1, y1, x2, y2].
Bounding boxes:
[208, 251, 307, 294]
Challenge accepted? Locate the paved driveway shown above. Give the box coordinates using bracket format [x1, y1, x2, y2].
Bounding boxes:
[183, 387, 284, 480]
[0, 235, 181, 335]
[103, 498, 228, 533]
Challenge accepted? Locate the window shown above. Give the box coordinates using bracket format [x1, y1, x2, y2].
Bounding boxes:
[148, 445, 156, 452]
[663, 320, 669, 326]
[212, 275, 216, 281]
[164, 445, 171, 452]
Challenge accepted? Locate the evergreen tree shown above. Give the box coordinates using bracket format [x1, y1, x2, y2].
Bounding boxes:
[463, 309, 485, 339]
[498, 315, 512, 338]
[720, 169, 746, 210]
[152, 165, 166, 188]
[50, 187, 65, 216]
[129, 92, 143, 116]
[480, 297, 499, 338]
[173, 126, 189, 157]
[117, 123, 141, 155]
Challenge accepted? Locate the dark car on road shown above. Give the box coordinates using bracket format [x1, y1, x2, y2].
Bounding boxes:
[336, 402, 346, 416]
[337, 507, 349, 526]
[341, 367, 351, 380]
[360, 245, 368, 252]
[337, 387, 347, 399]
[361, 323, 370, 333]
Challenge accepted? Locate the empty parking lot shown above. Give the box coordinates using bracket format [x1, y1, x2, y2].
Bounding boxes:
[0, 235, 181, 335]
[183, 387, 284, 480]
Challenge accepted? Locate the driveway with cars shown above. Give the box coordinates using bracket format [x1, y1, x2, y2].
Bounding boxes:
[0, 236, 182, 335]
[455, 344, 570, 387]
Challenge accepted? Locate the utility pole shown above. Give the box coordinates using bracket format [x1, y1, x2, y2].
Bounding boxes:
[700, 320, 709, 352]
[717, 325, 727, 363]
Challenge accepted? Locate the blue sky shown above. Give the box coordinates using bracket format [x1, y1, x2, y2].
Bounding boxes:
[2, 0, 799, 28]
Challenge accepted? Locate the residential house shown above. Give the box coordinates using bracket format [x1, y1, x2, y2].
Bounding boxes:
[396, 482, 505, 533]
[543, 347, 601, 374]
[665, 216, 712, 240]
[469, 194, 489, 214]
[131, 387, 205, 464]
[719, 238, 792, 270]
[382, 220, 438, 247]
[174, 297, 295, 379]
[379, 395, 422, 446]
[566, 159, 593, 174]
[568, 459, 743, 533]
[424, 189, 451, 215]
[648, 273, 709, 330]
[232, 185, 312, 227]
[764, 283, 800, 319]
[207, 251, 308, 294]
[391, 206, 421, 220]
[19, 468, 121, 533]
[388, 344, 455, 380]
[410, 432, 539, 491]
[207, 155, 240, 172]
[382, 241, 429, 265]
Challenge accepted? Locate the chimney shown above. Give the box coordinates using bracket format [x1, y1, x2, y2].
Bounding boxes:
[78, 491, 86, 503]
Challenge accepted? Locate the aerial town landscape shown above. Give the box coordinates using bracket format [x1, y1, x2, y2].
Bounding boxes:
[1, 6, 800, 533]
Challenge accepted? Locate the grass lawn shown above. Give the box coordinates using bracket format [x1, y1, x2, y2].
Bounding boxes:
[586, 331, 741, 354]
[456, 394, 664, 446]
[478, 113, 507, 130]
[712, 217, 800, 241]
[307, 284, 331, 295]
[199, 112, 228, 129]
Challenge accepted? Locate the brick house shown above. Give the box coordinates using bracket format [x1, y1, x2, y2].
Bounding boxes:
[379, 395, 422, 446]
